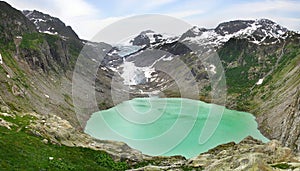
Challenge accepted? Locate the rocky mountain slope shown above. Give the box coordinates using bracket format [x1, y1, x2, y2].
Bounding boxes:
[0, 1, 112, 127]
[0, 0, 300, 170]
[22, 10, 80, 40]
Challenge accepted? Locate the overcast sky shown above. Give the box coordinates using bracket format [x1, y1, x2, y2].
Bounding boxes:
[4, 0, 300, 40]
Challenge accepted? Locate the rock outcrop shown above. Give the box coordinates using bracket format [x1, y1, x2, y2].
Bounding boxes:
[29, 113, 144, 163]
[187, 137, 300, 170]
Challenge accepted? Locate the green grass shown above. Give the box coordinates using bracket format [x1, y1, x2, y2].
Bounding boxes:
[271, 163, 293, 169]
[0, 114, 129, 170]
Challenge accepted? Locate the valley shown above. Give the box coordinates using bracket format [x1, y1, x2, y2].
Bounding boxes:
[0, 1, 299, 170]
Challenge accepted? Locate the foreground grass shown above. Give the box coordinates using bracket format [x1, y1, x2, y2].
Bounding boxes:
[0, 115, 128, 171]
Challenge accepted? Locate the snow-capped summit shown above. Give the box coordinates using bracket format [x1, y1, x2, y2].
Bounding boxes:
[181, 19, 289, 47]
[180, 26, 208, 40]
[23, 10, 79, 40]
[130, 30, 178, 46]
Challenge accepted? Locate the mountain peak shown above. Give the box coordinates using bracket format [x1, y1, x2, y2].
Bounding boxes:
[22, 10, 80, 40]
[140, 30, 155, 35]
[181, 18, 289, 46]
[256, 18, 276, 24]
[129, 30, 176, 46]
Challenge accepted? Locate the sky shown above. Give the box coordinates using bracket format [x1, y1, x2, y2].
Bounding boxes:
[4, 0, 300, 40]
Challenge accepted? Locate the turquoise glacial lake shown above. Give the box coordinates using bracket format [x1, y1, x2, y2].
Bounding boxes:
[85, 98, 268, 158]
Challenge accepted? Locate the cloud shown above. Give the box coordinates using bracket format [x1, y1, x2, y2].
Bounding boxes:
[229, 0, 300, 13]
[166, 9, 204, 18]
[51, 0, 99, 18]
[143, 0, 177, 9]
[3, 0, 300, 39]
[72, 16, 130, 40]
[115, 0, 178, 13]
[5, 0, 98, 18]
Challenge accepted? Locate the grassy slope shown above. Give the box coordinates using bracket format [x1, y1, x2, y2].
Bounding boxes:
[249, 42, 300, 113]
[249, 41, 300, 110]
[0, 114, 128, 171]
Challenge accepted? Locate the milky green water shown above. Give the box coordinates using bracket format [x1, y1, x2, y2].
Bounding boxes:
[85, 98, 268, 158]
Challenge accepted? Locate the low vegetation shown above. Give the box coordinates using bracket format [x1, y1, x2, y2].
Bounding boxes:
[0, 113, 129, 170]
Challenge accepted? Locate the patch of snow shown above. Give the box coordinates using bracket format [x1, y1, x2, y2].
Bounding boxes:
[0, 53, 2, 64]
[120, 61, 139, 85]
[32, 18, 47, 24]
[209, 64, 216, 74]
[44, 94, 50, 98]
[41, 31, 58, 35]
[6, 75, 10, 78]
[144, 67, 155, 79]
[256, 78, 264, 85]
[107, 49, 118, 56]
[192, 26, 200, 33]
[108, 66, 118, 72]
[162, 55, 174, 61]
[119, 56, 161, 85]
[91, 58, 97, 63]
[100, 67, 108, 71]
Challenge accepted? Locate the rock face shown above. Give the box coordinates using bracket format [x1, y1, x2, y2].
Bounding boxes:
[0, 1, 36, 43]
[0, 2, 114, 128]
[251, 34, 300, 153]
[29, 113, 144, 163]
[131, 32, 151, 46]
[186, 137, 300, 171]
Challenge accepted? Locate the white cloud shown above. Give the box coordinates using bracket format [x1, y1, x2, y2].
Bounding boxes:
[72, 16, 130, 40]
[5, 0, 98, 18]
[228, 0, 300, 13]
[115, 0, 178, 12]
[267, 17, 300, 32]
[51, 0, 98, 18]
[166, 9, 204, 18]
[143, 0, 177, 9]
